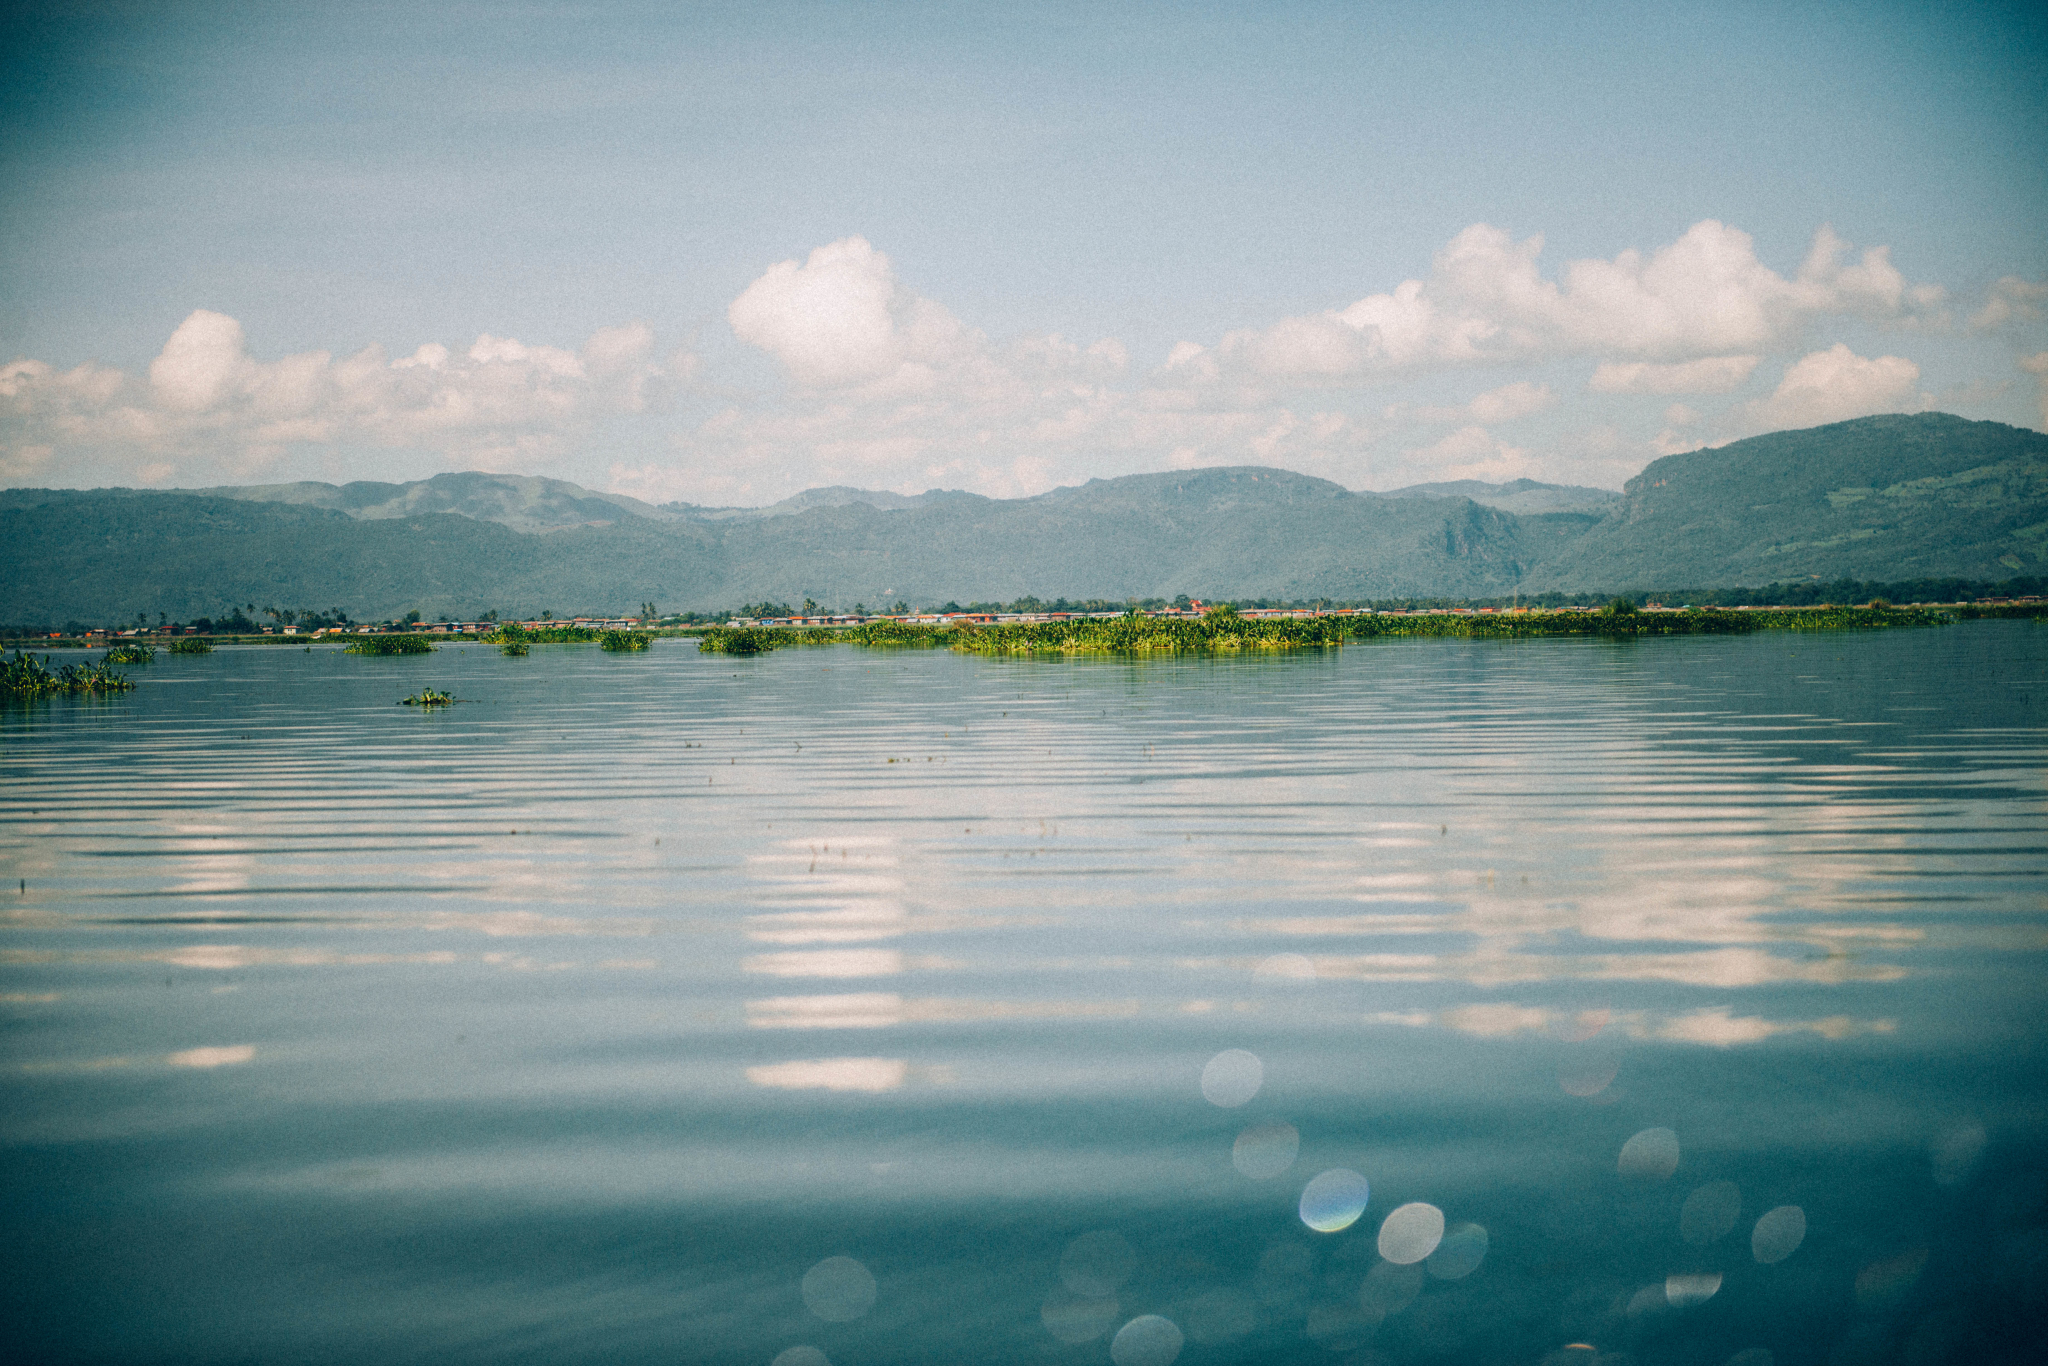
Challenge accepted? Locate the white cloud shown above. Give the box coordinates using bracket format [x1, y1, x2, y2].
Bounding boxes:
[1588, 355, 1760, 394]
[727, 237, 975, 391]
[1736, 344, 1923, 432]
[1969, 276, 2048, 332]
[1403, 425, 1535, 483]
[1180, 221, 1941, 389]
[1, 310, 681, 483]
[1466, 380, 1555, 423]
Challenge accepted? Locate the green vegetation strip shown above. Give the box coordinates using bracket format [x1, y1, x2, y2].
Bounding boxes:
[698, 627, 789, 654]
[3, 651, 135, 698]
[343, 634, 436, 655]
[717, 602, 1955, 658]
[486, 623, 600, 644]
[599, 630, 653, 651]
[401, 688, 455, 707]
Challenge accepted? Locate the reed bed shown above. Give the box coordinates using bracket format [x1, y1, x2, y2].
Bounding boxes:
[2, 651, 135, 698]
[343, 634, 436, 655]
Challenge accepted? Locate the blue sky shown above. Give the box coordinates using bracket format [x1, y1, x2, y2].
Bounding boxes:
[3, 0, 2044, 503]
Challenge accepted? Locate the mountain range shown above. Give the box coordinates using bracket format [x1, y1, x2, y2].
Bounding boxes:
[3, 413, 2043, 623]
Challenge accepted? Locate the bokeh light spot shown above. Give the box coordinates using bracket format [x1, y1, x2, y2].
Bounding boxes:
[1751, 1205, 1806, 1264]
[1299, 1168, 1371, 1233]
[1377, 1202, 1445, 1264]
[1680, 1180, 1742, 1244]
[1060, 1230, 1137, 1297]
[1232, 1121, 1300, 1180]
[1182, 1287, 1256, 1343]
[1618, 1127, 1680, 1180]
[1426, 1222, 1489, 1280]
[1201, 1049, 1263, 1107]
[1359, 1259, 1424, 1317]
[801, 1257, 876, 1322]
[1110, 1314, 1184, 1366]
[1665, 1272, 1722, 1307]
[1042, 1288, 1120, 1343]
[1930, 1121, 1986, 1188]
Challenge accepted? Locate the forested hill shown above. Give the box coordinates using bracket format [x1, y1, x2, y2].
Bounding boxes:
[3, 413, 2043, 623]
[0, 468, 1538, 623]
[1518, 413, 2048, 591]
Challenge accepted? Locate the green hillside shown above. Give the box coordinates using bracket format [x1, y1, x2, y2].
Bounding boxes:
[0, 470, 1534, 622]
[6, 413, 2043, 624]
[1522, 413, 2048, 591]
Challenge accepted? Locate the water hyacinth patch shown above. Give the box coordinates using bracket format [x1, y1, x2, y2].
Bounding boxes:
[343, 634, 436, 655]
[2, 651, 136, 698]
[104, 643, 155, 664]
[698, 627, 790, 655]
[599, 630, 653, 651]
[168, 637, 213, 654]
[400, 688, 455, 707]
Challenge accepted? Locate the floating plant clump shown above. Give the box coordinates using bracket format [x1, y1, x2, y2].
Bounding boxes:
[104, 643, 155, 664]
[344, 635, 435, 655]
[400, 688, 455, 707]
[599, 630, 653, 651]
[2, 651, 135, 698]
[169, 637, 213, 655]
[698, 627, 789, 655]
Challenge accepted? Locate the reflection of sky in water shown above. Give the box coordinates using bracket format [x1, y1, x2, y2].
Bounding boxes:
[1, 627, 2045, 1362]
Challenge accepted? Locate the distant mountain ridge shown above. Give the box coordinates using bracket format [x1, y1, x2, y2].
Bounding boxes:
[1520, 413, 2048, 591]
[3, 413, 2042, 622]
[1383, 478, 1622, 515]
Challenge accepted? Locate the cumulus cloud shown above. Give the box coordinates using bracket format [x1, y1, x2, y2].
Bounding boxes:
[1172, 221, 1941, 391]
[1382, 380, 1555, 427]
[1970, 276, 2048, 332]
[727, 237, 976, 391]
[1736, 344, 1923, 432]
[1, 310, 680, 483]
[1588, 355, 1760, 394]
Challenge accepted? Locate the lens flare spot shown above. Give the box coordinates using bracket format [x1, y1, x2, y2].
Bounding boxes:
[1110, 1314, 1184, 1366]
[1751, 1205, 1807, 1264]
[1233, 1122, 1300, 1180]
[1665, 1272, 1722, 1307]
[1042, 1288, 1120, 1343]
[1299, 1168, 1371, 1233]
[1618, 1127, 1680, 1181]
[1426, 1222, 1489, 1280]
[1060, 1230, 1137, 1297]
[1201, 1049, 1264, 1107]
[1377, 1202, 1446, 1264]
[1680, 1180, 1742, 1245]
[801, 1256, 876, 1322]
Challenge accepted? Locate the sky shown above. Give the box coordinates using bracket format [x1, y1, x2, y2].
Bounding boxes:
[2, 0, 2044, 505]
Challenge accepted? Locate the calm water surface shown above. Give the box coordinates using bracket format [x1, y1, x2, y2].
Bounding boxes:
[2, 626, 2044, 1365]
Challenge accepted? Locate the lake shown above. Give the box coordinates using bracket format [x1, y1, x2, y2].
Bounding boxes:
[2, 624, 2044, 1365]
